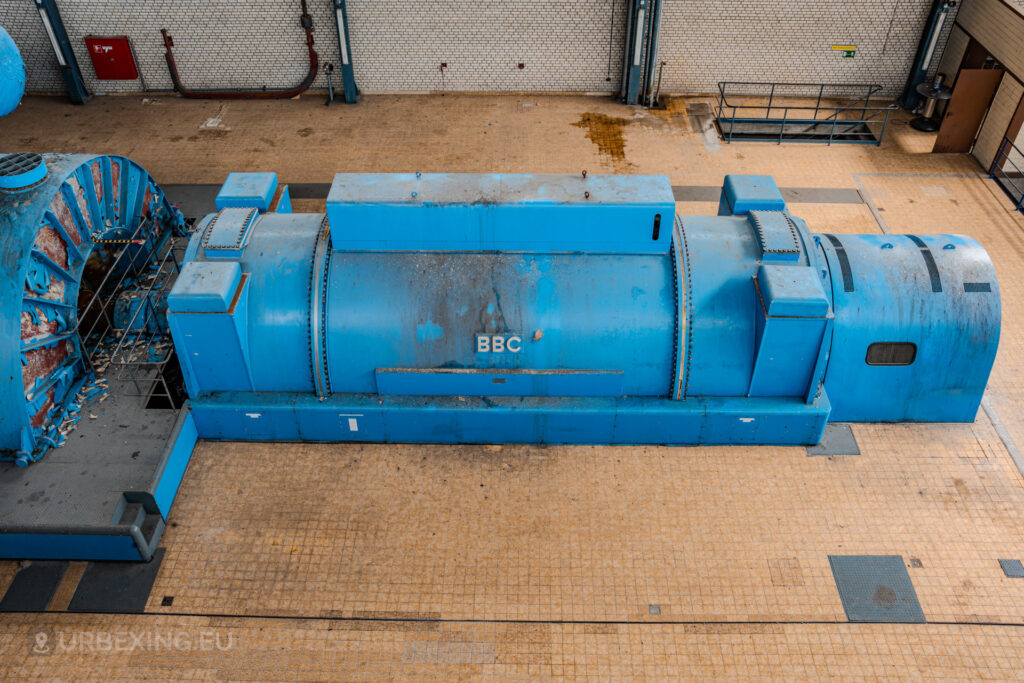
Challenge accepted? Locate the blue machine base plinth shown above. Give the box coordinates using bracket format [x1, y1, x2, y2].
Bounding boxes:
[0, 408, 198, 562]
[190, 392, 830, 446]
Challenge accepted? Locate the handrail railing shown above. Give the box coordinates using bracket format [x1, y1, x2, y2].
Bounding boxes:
[714, 81, 896, 145]
[992, 136, 1024, 214]
[717, 82, 884, 118]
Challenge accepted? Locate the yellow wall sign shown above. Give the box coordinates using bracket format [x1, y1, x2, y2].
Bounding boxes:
[831, 45, 857, 58]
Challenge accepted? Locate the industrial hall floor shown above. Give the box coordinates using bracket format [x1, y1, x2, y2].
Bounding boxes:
[3, 93, 1024, 681]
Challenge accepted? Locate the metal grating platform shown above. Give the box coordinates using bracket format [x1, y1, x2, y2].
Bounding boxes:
[0, 152, 43, 177]
[0, 385, 181, 561]
[716, 119, 881, 144]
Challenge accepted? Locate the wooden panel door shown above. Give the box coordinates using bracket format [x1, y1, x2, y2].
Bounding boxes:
[933, 69, 1004, 153]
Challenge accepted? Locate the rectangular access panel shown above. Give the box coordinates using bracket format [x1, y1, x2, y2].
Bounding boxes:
[326, 173, 675, 253]
[84, 36, 138, 80]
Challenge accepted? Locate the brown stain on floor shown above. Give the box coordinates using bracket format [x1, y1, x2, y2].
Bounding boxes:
[648, 95, 692, 124]
[573, 112, 631, 161]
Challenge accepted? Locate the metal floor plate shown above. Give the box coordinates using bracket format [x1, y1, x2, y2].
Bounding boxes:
[829, 555, 925, 623]
[807, 423, 861, 456]
[1000, 559, 1024, 578]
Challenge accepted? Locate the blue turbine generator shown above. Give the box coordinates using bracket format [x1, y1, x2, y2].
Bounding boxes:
[170, 172, 999, 446]
[0, 153, 191, 560]
[0, 159, 1001, 561]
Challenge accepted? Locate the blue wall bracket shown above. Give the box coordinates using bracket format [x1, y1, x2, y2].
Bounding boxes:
[621, 0, 663, 105]
[33, 0, 91, 105]
[332, 0, 360, 104]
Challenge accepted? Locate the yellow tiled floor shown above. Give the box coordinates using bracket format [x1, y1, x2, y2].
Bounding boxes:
[5, 613, 1024, 680]
[2, 93, 1024, 679]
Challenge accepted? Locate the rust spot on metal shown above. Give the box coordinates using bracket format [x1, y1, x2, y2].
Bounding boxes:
[142, 185, 154, 219]
[41, 279, 65, 302]
[22, 344, 67, 393]
[21, 310, 60, 346]
[91, 162, 104, 216]
[48, 193, 82, 246]
[35, 225, 69, 269]
[111, 162, 121, 221]
[30, 391, 55, 429]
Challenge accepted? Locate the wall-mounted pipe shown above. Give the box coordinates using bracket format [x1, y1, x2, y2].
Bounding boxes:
[160, 0, 318, 100]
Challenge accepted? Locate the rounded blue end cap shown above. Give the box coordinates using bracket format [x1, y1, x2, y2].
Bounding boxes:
[0, 26, 26, 118]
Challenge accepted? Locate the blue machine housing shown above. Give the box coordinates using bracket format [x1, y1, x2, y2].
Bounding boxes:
[820, 232, 1000, 421]
[167, 172, 1001, 446]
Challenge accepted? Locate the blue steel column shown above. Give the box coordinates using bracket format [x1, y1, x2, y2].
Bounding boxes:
[33, 0, 90, 104]
[332, 0, 360, 104]
[899, 0, 956, 110]
[621, 0, 648, 105]
[640, 0, 663, 106]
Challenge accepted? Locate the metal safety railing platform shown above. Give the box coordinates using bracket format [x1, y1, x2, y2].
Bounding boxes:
[992, 137, 1024, 215]
[78, 220, 187, 410]
[715, 82, 896, 145]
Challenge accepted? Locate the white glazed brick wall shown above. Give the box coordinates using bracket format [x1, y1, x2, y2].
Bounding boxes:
[1, 0, 963, 97]
[2, 0, 627, 95]
[1, 0, 64, 93]
[55, 0, 338, 94]
[347, 0, 628, 92]
[657, 0, 957, 97]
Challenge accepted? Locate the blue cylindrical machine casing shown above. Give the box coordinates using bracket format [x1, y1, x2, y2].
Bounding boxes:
[324, 251, 675, 395]
[226, 213, 321, 393]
